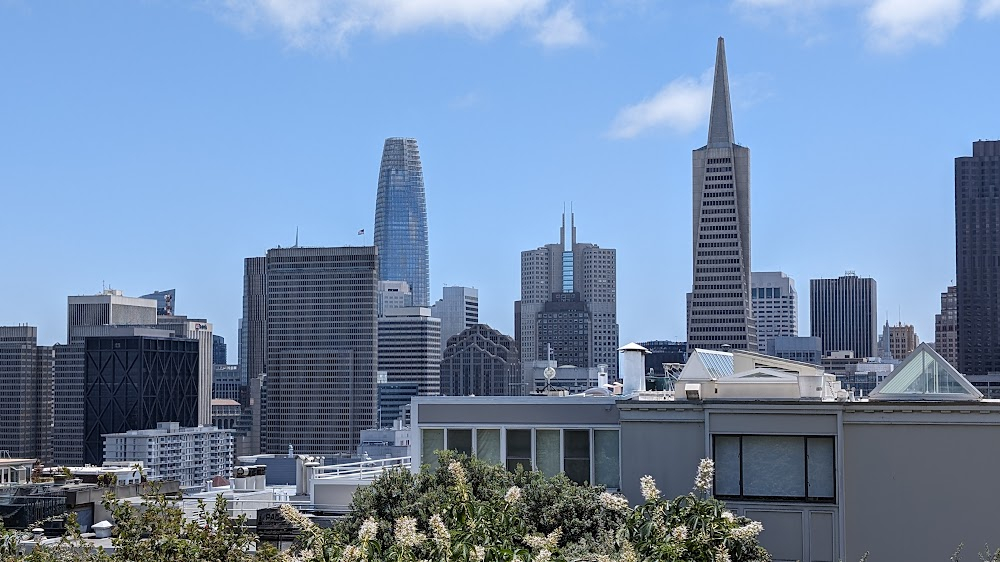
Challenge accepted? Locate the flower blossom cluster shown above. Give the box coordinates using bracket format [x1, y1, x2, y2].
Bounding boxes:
[670, 524, 688, 542]
[278, 504, 314, 529]
[428, 513, 450, 542]
[639, 475, 661, 501]
[504, 485, 522, 504]
[694, 458, 715, 493]
[598, 491, 630, 512]
[730, 521, 764, 540]
[472, 545, 486, 561]
[448, 461, 466, 484]
[358, 517, 378, 542]
[393, 516, 425, 548]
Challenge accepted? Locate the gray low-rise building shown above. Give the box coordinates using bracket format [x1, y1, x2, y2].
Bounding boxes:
[413, 343, 1000, 562]
[767, 336, 822, 365]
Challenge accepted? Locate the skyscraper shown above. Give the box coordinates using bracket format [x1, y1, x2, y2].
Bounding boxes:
[240, 256, 267, 381]
[810, 273, 878, 358]
[0, 326, 53, 464]
[139, 289, 176, 316]
[935, 285, 958, 367]
[751, 272, 798, 353]
[686, 37, 756, 351]
[431, 286, 479, 353]
[888, 323, 919, 361]
[213, 335, 227, 365]
[374, 137, 430, 307]
[516, 212, 619, 377]
[956, 141, 1000, 375]
[263, 246, 379, 456]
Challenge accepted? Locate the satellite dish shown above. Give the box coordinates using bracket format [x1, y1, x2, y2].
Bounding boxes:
[543, 367, 556, 381]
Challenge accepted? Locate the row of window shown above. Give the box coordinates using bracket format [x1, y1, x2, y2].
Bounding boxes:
[421, 427, 620, 488]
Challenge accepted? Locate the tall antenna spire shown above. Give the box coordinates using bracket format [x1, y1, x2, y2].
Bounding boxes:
[295, 227, 299, 247]
[560, 205, 566, 248]
[707, 36, 735, 147]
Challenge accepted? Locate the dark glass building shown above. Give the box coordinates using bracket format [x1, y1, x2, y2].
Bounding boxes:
[537, 292, 591, 367]
[957, 140, 1000, 376]
[441, 324, 522, 396]
[638, 340, 689, 373]
[82, 331, 199, 465]
[213, 335, 227, 365]
[374, 137, 430, 307]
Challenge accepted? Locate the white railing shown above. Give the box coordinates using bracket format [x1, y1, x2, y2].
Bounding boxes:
[311, 456, 411, 482]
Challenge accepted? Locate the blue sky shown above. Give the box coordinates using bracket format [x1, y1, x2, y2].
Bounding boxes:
[2, 0, 999, 358]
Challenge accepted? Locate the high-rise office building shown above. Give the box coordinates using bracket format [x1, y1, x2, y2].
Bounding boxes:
[82, 328, 200, 465]
[155, 315, 214, 426]
[54, 291, 159, 465]
[374, 137, 430, 307]
[441, 324, 522, 396]
[810, 273, 878, 357]
[66, 290, 158, 342]
[956, 141, 1000, 376]
[751, 272, 797, 353]
[686, 37, 756, 351]
[263, 246, 379, 456]
[935, 286, 958, 367]
[431, 286, 479, 353]
[139, 289, 176, 316]
[240, 256, 267, 381]
[0, 326, 53, 464]
[516, 212, 619, 377]
[377, 307, 441, 396]
[213, 335, 227, 365]
[888, 323, 919, 361]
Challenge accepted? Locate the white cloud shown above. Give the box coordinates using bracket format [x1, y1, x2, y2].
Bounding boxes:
[979, 0, 1000, 17]
[217, 0, 587, 51]
[533, 5, 588, 47]
[864, 0, 965, 51]
[608, 71, 713, 139]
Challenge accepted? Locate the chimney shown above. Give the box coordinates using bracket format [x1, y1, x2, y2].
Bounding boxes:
[618, 343, 650, 396]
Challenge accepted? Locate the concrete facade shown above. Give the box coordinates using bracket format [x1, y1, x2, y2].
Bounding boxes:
[935, 285, 958, 368]
[431, 286, 478, 353]
[414, 394, 1000, 562]
[103, 422, 233, 489]
[751, 271, 798, 353]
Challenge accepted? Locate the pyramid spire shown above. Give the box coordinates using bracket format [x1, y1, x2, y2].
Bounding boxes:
[707, 37, 735, 147]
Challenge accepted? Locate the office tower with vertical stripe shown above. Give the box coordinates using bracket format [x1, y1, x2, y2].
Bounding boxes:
[956, 141, 1000, 375]
[810, 273, 878, 357]
[686, 37, 756, 351]
[0, 326, 53, 464]
[263, 246, 379, 456]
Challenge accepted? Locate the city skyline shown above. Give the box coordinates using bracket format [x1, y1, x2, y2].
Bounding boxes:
[3, 3, 999, 353]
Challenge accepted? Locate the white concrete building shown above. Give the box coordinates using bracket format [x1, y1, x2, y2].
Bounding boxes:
[103, 422, 233, 488]
[378, 280, 413, 316]
[751, 271, 798, 353]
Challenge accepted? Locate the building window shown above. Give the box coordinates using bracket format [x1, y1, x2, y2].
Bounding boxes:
[713, 435, 835, 502]
[506, 429, 532, 472]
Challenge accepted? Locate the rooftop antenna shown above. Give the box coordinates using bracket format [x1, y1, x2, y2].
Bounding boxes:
[295, 227, 299, 247]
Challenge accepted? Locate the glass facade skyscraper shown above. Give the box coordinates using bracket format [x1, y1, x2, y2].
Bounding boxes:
[374, 137, 430, 307]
